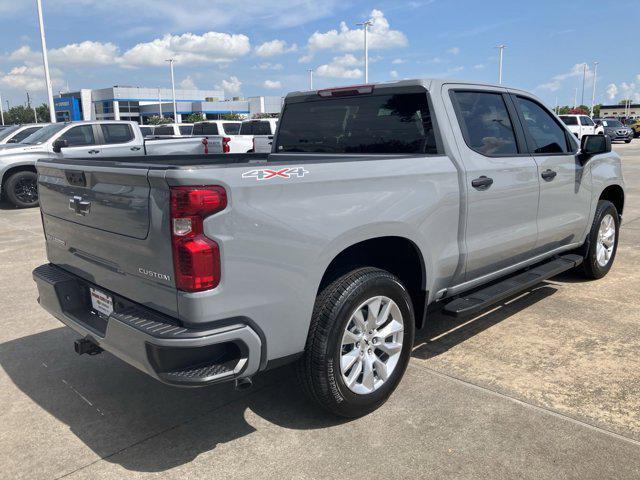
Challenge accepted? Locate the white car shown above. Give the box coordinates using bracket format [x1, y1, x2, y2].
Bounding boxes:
[0, 121, 224, 208]
[0, 124, 47, 146]
[240, 118, 278, 152]
[559, 115, 598, 139]
[151, 123, 193, 136]
[192, 120, 249, 153]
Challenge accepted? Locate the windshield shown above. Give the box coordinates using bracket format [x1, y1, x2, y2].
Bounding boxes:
[559, 116, 578, 125]
[602, 120, 623, 128]
[0, 125, 20, 141]
[19, 123, 67, 144]
[275, 92, 437, 154]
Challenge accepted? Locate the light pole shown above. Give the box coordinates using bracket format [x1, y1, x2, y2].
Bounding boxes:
[0, 91, 4, 125]
[307, 68, 314, 90]
[580, 63, 587, 106]
[590, 61, 599, 116]
[356, 19, 373, 83]
[26, 91, 38, 123]
[36, 0, 56, 123]
[496, 44, 506, 84]
[158, 87, 163, 118]
[165, 59, 177, 122]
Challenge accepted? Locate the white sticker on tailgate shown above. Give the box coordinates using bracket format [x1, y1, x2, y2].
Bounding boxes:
[90, 288, 114, 317]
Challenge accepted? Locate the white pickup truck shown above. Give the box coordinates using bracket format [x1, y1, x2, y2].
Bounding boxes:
[0, 120, 223, 208]
[559, 115, 602, 139]
[0, 124, 47, 147]
[192, 120, 247, 153]
[151, 123, 194, 136]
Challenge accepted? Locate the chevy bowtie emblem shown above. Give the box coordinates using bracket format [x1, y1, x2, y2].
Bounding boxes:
[68, 195, 91, 216]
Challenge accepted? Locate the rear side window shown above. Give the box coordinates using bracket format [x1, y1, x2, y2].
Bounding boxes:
[101, 124, 134, 144]
[451, 91, 518, 156]
[139, 126, 153, 136]
[179, 125, 193, 135]
[276, 93, 438, 154]
[516, 97, 571, 154]
[240, 121, 272, 135]
[59, 125, 96, 146]
[223, 122, 240, 135]
[10, 126, 42, 143]
[154, 125, 174, 136]
[560, 116, 578, 125]
[580, 116, 594, 126]
[193, 123, 218, 135]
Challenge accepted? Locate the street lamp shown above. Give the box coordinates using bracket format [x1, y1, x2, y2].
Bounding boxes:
[496, 44, 506, 84]
[581, 63, 587, 106]
[590, 61, 599, 116]
[356, 19, 373, 83]
[165, 59, 177, 122]
[36, 0, 56, 123]
[0, 91, 4, 125]
[307, 68, 314, 90]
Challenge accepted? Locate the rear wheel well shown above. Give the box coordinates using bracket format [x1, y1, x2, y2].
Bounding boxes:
[319, 237, 427, 328]
[1, 165, 37, 191]
[599, 185, 624, 216]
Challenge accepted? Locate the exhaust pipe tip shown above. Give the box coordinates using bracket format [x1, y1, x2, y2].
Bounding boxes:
[234, 377, 253, 391]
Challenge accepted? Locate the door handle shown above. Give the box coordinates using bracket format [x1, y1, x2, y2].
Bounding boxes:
[471, 176, 494, 189]
[130, 146, 141, 151]
[87, 149, 100, 154]
[541, 169, 557, 181]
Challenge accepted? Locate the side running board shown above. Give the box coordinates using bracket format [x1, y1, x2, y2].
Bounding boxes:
[442, 254, 583, 318]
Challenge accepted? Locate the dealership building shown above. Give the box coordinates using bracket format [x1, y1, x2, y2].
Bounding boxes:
[54, 86, 283, 123]
[599, 103, 640, 119]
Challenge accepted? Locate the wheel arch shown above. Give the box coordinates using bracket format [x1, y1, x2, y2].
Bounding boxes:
[599, 184, 624, 216]
[0, 163, 37, 195]
[317, 235, 429, 329]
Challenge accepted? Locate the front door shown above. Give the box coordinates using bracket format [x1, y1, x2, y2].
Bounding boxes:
[445, 86, 540, 280]
[511, 95, 592, 251]
[94, 123, 143, 157]
[55, 124, 101, 158]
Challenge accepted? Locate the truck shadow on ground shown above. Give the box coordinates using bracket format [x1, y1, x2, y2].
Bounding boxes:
[0, 283, 560, 473]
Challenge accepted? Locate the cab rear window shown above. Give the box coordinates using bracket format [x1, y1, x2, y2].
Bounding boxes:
[275, 92, 438, 154]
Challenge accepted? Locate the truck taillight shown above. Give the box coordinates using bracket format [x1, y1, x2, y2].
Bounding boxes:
[170, 186, 227, 292]
[222, 137, 231, 153]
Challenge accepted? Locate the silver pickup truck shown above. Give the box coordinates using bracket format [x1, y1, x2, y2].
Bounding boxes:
[33, 79, 624, 417]
[0, 120, 223, 208]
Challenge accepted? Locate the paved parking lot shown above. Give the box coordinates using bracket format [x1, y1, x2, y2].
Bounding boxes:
[1, 143, 639, 479]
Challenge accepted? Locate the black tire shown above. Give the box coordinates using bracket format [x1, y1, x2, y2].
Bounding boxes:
[625, 139, 632, 143]
[580, 200, 619, 279]
[5, 170, 39, 208]
[297, 267, 415, 417]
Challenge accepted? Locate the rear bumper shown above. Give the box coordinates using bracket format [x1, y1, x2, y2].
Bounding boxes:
[33, 263, 263, 387]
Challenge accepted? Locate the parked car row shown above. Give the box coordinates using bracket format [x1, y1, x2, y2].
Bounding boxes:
[559, 114, 634, 143]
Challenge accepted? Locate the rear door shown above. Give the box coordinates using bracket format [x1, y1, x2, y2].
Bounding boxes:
[95, 123, 143, 157]
[511, 94, 591, 251]
[580, 116, 596, 136]
[446, 86, 540, 280]
[56, 124, 102, 158]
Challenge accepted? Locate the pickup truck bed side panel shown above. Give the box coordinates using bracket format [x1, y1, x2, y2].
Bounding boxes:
[166, 154, 460, 361]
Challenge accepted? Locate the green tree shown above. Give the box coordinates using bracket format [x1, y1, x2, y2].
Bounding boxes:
[220, 113, 243, 120]
[5, 105, 34, 124]
[147, 115, 172, 125]
[592, 104, 602, 117]
[252, 112, 279, 119]
[557, 105, 571, 115]
[183, 113, 205, 123]
[36, 103, 50, 123]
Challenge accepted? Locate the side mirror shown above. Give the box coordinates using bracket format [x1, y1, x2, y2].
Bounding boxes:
[52, 138, 68, 153]
[580, 134, 611, 162]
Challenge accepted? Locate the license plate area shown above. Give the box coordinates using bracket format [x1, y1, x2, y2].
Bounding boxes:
[90, 287, 114, 318]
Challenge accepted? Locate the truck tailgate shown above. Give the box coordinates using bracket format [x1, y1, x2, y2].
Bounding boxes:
[37, 160, 178, 316]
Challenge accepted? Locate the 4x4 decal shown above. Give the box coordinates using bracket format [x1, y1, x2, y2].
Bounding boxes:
[242, 167, 309, 181]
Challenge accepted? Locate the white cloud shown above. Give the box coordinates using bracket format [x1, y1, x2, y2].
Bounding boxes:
[308, 9, 407, 52]
[51, 41, 120, 66]
[255, 39, 297, 57]
[298, 53, 314, 63]
[316, 54, 363, 79]
[0, 64, 62, 91]
[390, 70, 398, 79]
[180, 75, 197, 89]
[447, 47, 460, 55]
[120, 32, 250, 67]
[606, 83, 618, 100]
[254, 62, 284, 70]
[263, 79, 282, 89]
[219, 76, 242, 94]
[392, 58, 404, 64]
[473, 64, 485, 70]
[8, 45, 39, 63]
[536, 63, 594, 92]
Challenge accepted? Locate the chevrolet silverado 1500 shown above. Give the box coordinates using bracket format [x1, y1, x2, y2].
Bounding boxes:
[33, 79, 624, 417]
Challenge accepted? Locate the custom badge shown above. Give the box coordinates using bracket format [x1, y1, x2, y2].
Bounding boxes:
[242, 167, 309, 181]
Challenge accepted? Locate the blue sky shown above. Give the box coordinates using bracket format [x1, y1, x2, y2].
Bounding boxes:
[0, 0, 638, 109]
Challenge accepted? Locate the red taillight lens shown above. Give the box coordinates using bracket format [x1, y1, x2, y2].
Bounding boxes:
[170, 186, 227, 292]
[222, 137, 231, 153]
